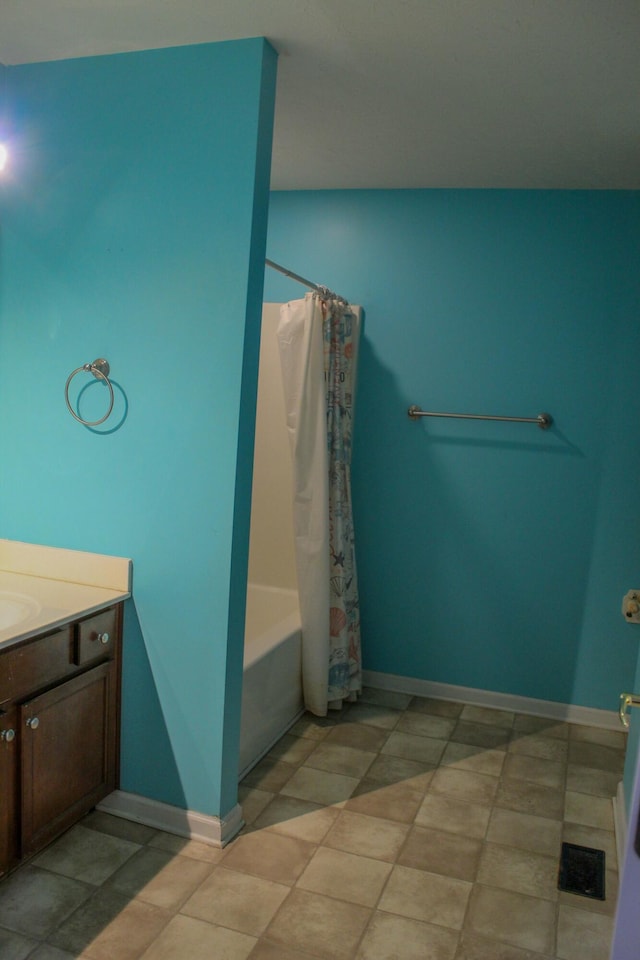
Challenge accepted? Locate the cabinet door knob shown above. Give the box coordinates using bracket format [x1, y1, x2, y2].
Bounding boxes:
[1, 729, 15, 742]
[97, 632, 110, 645]
[26, 717, 39, 730]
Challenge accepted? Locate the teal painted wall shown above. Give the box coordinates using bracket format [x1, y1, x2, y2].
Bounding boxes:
[265, 190, 640, 711]
[0, 39, 277, 818]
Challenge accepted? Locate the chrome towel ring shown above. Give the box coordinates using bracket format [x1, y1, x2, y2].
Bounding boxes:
[65, 358, 114, 426]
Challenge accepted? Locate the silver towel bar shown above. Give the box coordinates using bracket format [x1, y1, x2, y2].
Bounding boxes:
[408, 406, 553, 430]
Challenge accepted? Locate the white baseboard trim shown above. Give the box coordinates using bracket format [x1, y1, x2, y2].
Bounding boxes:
[614, 780, 627, 872]
[362, 670, 624, 731]
[96, 790, 244, 848]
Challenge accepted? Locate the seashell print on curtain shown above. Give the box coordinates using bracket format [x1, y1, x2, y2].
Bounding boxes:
[323, 300, 362, 703]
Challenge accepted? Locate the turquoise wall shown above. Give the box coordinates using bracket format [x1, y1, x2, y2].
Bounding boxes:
[0, 39, 277, 819]
[265, 190, 640, 712]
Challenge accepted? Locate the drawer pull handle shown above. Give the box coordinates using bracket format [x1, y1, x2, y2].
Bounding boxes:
[26, 717, 39, 730]
[1, 729, 15, 742]
[97, 632, 110, 645]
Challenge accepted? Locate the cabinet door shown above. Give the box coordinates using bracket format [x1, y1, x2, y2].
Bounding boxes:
[20, 661, 117, 857]
[0, 706, 18, 876]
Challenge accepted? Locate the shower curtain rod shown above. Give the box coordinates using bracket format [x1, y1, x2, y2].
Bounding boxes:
[265, 257, 348, 304]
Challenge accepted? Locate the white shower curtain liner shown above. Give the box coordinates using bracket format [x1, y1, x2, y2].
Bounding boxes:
[277, 293, 362, 717]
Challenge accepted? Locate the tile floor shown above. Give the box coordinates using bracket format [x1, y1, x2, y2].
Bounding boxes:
[0, 687, 626, 960]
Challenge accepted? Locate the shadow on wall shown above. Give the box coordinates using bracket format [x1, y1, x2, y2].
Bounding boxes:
[119, 600, 187, 811]
[74, 377, 129, 435]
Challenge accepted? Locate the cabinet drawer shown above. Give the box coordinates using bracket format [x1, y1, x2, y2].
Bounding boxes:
[0, 628, 74, 704]
[75, 607, 117, 666]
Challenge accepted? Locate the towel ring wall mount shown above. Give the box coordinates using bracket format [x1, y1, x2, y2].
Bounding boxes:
[65, 358, 114, 426]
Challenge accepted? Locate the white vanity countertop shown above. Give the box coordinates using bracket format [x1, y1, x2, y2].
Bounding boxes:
[0, 539, 132, 650]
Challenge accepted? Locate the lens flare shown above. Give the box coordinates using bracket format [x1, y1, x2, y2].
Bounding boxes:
[0, 144, 8, 171]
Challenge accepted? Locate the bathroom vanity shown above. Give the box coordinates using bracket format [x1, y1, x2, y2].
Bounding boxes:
[0, 540, 131, 879]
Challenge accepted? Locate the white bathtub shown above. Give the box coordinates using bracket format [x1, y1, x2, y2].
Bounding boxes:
[239, 583, 303, 778]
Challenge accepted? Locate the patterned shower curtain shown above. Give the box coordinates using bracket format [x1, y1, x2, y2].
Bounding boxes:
[323, 298, 362, 707]
[277, 293, 362, 716]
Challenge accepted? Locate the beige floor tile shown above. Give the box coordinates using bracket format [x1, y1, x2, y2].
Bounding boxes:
[361, 687, 412, 710]
[486, 807, 562, 858]
[346, 779, 426, 823]
[147, 832, 226, 864]
[379, 864, 471, 930]
[81, 811, 158, 846]
[455, 931, 551, 959]
[464, 885, 556, 955]
[326, 720, 391, 751]
[298, 847, 392, 907]
[139, 914, 256, 960]
[569, 725, 627, 750]
[0, 867, 93, 940]
[242, 757, 297, 792]
[564, 792, 615, 831]
[366, 753, 436, 787]
[0, 926, 37, 960]
[253, 795, 340, 843]
[408, 697, 464, 719]
[106, 847, 213, 911]
[494, 779, 564, 820]
[267, 734, 319, 766]
[324, 810, 409, 861]
[264, 888, 371, 960]
[181, 866, 290, 936]
[344, 701, 402, 730]
[304, 741, 377, 778]
[508, 734, 568, 763]
[32, 825, 140, 887]
[381, 731, 447, 765]
[398, 825, 482, 882]
[567, 741, 625, 775]
[289, 716, 334, 741]
[356, 911, 459, 960]
[556, 904, 614, 960]
[451, 722, 510, 750]
[280, 765, 360, 805]
[51, 888, 171, 960]
[565, 764, 620, 799]
[221, 829, 315, 885]
[502, 753, 565, 789]
[415, 793, 491, 839]
[460, 705, 515, 730]
[238, 786, 275, 825]
[396, 712, 456, 741]
[7, 693, 625, 960]
[248, 941, 322, 960]
[441, 742, 506, 778]
[476, 843, 558, 900]
[23, 945, 78, 960]
[430, 768, 499, 805]
[512, 714, 569, 740]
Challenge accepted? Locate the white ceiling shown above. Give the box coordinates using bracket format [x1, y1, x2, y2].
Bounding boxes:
[0, 1, 638, 190]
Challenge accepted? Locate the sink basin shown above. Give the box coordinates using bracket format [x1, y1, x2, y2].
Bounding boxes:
[0, 591, 42, 631]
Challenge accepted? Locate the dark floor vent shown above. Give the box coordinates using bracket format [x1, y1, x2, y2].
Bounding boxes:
[558, 842, 605, 900]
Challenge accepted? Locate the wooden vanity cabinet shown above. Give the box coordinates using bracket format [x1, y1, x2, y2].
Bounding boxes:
[0, 705, 19, 876]
[0, 603, 122, 878]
